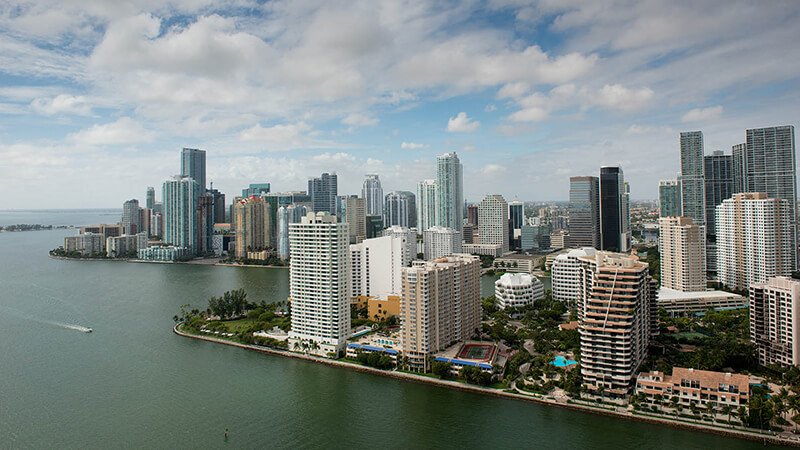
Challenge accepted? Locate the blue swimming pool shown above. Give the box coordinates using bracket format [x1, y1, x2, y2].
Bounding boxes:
[550, 356, 578, 367]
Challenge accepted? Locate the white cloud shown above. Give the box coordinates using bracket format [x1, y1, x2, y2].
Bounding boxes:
[447, 112, 480, 133]
[239, 121, 317, 150]
[681, 106, 723, 122]
[341, 113, 379, 128]
[497, 82, 530, 99]
[401, 142, 428, 149]
[484, 104, 497, 112]
[68, 117, 154, 145]
[592, 84, 654, 112]
[625, 124, 675, 135]
[31, 94, 92, 116]
[481, 163, 506, 175]
[508, 107, 549, 122]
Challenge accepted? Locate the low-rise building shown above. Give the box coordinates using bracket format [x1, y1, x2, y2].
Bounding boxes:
[368, 295, 401, 321]
[461, 243, 503, 257]
[137, 245, 190, 261]
[495, 273, 544, 309]
[657, 287, 747, 318]
[64, 232, 106, 255]
[636, 368, 750, 409]
[107, 233, 148, 258]
[493, 254, 538, 274]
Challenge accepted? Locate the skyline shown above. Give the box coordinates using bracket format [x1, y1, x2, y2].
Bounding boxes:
[1, 1, 800, 208]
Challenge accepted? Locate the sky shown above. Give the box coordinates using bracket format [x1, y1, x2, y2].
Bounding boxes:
[1, 0, 799, 209]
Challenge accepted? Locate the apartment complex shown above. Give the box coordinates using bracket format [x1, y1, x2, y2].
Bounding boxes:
[636, 368, 750, 409]
[716, 193, 794, 290]
[658, 178, 682, 217]
[362, 174, 383, 217]
[234, 196, 272, 258]
[163, 175, 198, 252]
[400, 254, 480, 371]
[423, 226, 462, 260]
[495, 273, 544, 309]
[436, 152, 464, 232]
[658, 216, 706, 292]
[750, 276, 800, 367]
[577, 251, 655, 396]
[680, 131, 706, 228]
[478, 194, 509, 255]
[288, 212, 350, 357]
[345, 196, 367, 243]
[416, 179, 437, 235]
[349, 235, 409, 302]
[551, 247, 596, 305]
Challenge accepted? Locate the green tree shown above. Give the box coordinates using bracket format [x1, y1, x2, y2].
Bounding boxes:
[432, 361, 452, 379]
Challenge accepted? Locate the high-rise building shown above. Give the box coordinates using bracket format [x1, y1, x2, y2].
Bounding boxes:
[716, 193, 794, 291]
[521, 224, 551, 251]
[436, 152, 464, 232]
[366, 215, 384, 239]
[362, 175, 383, 217]
[467, 205, 478, 227]
[732, 143, 746, 194]
[345, 196, 367, 243]
[658, 178, 682, 217]
[208, 188, 226, 224]
[277, 204, 307, 260]
[242, 183, 270, 197]
[416, 179, 437, 235]
[599, 167, 630, 252]
[350, 235, 409, 302]
[384, 191, 415, 228]
[569, 176, 600, 249]
[508, 199, 524, 230]
[196, 194, 214, 255]
[551, 247, 597, 304]
[383, 226, 417, 266]
[288, 212, 350, 356]
[234, 196, 272, 258]
[680, 131, 705, 227]
[308, 173, 338, 215]
[478, 194, 509, 255]
[704, 151, 734, 272]
[742, 126, 797, 267]
[658, 216, 706, 292]
[163, 175, 198, 252]
[400, 254, 480, 371]
[423, 226, 462, 260]
[181, 148, 206, 194]
[578, 251, 655, 396]
[750, 276, 800, 367]
[122, 199, 140, 235]
[146, 187, 155, 209]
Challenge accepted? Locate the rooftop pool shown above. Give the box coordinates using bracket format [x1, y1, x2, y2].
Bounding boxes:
[550, 355, 578, 367]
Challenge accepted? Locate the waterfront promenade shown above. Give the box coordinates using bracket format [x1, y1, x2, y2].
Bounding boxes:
[174, 323, 799, 448]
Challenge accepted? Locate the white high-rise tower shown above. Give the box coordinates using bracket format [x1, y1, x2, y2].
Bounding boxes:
[362, 174, 383, 217]
[436, 152, 463, 232]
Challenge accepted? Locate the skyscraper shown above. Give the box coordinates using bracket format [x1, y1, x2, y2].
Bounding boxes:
[478, 194, 509, 255]
[680, 131, 705, 227]
[658, 216, 706, 292]
[362, 175, 383, 217]
[146, 187, 155, 209]
[400, 254, 480, 371]
[242, 183, 270, 197]
[196, 194, 214, 255]
[163, 175, 198, 252]
[750, 276, 800, 367]
[509, 199, 524, 249]
[600, 167, 630, 252]
[349, 234, 411, 301]
[180, 148, 206, 194]
[467, 205, 478, 227]
[289, 212, 350, 357]
[345, 196, 366, 243]
[716, 193, 794, 291]
[732, 143, 746, 194]
[704, 151, 734, 272]
[122, 199, 140, 235]
[436, 152, 463, 232]
[569, 176, 600, 249]
[277, 204, 307, 260]
[234, 196, 271, 258]
[308, 172, 338, 215]
[416, 179, 437, 234]
[208, 188, 226, 224]
[423, 226, 462, 260]
[658, 178, 682, 217]
[384, 191, 415, 228]
[742, 126, 797, 268]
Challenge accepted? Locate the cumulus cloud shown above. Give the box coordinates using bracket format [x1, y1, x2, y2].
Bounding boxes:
[341, 113, 379, 128]
[447, 112, 480, 132]
[625, 124, 675, 135]
[401, 142, 428, 149]
[681, 106, 723, 122]
[67, 117, 154, 145]
[592, 84, 654, 112]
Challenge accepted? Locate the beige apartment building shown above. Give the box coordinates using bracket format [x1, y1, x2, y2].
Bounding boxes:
[636, 367, 750, 409]
[577, 251, 656, 397]
[750, 276, 800, 367]
[400, 254, 480, 371]
[658, 216, 706, 292]
[234, 196, 272, 258]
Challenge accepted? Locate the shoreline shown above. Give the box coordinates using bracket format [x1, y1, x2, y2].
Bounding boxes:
[48, 254, 288, 269]
[214, 262, 289, 269]
[174, 323, 799, 447]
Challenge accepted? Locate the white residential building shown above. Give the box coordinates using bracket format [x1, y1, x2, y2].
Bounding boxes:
[350, 235, 409, 301]
[382, 226, 417, 265]
[750, 276, 800, 367]
[106, 233, 148, 258]
[551, 247, 596, 304]
[423, 226, 462, 260]
[416, 179, 437, 235]
[658, 216, 706, 292]
[436, 152, 464, 232]
[495, 273, 544, 309]
[289, 212, 350, 357]
[478, 194, 509, 255]
[362, 174, 383, 217]
[64, 232, 106, 255]
[716, 193, 794, 291]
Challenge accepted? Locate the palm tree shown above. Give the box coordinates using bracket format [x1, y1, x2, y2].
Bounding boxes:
[737, 405, 749, 428]
[310, 340, 320, 355]
[721, 405, 734, 426]
[789, 395, 800, 432]
[654, 394, 664, 414]
[705, 402, 716, 422]
[292, 341, 301, 351]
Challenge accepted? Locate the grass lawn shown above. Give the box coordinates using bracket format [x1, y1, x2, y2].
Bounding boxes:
[672, 331, 707, 340]
[216, 318, 257, 333]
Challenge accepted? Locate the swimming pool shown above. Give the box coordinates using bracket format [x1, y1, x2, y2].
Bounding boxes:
[550, 355, 578, 367]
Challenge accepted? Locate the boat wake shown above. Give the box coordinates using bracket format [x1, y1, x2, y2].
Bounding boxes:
[58, 323, 93, 333]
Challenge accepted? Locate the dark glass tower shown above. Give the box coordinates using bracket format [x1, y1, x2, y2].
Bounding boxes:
[568, 176, 600, 248]
[600, 167, 628, 252]
[308, 172, 338, 214]
[181, 148, 206, 194]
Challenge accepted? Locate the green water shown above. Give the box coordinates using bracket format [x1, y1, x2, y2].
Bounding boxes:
[0, 224, 768, 448]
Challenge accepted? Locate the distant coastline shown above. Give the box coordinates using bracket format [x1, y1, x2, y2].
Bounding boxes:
[49, 253, 288, 269]
[173, 323, 798, 448]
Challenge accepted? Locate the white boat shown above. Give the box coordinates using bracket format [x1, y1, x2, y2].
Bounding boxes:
[84, 328, 93, 333]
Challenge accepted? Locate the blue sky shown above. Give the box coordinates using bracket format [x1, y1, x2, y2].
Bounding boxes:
[1, 0, 799, 208]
